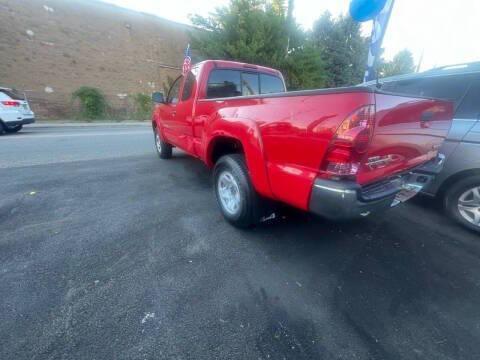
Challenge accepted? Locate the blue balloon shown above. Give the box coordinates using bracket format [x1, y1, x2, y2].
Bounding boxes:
[350, 0, 387, 22]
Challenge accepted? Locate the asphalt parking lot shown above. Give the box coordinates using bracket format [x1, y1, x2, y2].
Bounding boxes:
[1, 124, 479, 360]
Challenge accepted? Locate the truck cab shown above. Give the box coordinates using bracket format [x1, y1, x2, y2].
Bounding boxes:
[153, 61, 286, 157]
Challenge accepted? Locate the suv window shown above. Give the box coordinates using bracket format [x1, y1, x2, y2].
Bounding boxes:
[456, 80, 480, 119]
[207, 70, 242, 98]
[182, 71, 196, 101]
[260, 74, 285, 94]
[0, 89, 25, 100]
[381, 75, 470, 107]
[167, 76, 182, 104]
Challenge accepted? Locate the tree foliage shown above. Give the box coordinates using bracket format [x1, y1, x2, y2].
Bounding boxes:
[130, 93, 152, 120]
[311, 11, 369, 87]
[379, 49, 415, 78]
[72, 87, 106, 120]
[189, 0, 325, 90]
[189, 0, 414, 90]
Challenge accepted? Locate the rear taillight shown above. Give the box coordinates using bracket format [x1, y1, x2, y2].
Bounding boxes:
[321, 105, 375, 177]
[1, 100, 20, 107]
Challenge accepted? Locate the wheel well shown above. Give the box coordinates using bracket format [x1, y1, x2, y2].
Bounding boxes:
[210, 137, 244, 164]
[437, 168, 480, 198]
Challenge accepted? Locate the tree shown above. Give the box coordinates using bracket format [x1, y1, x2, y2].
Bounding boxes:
[284, 45, 326, 89]
[379, 49, 415, 78]
[311, 12, 369, 87]
[188, 0, 326, 90]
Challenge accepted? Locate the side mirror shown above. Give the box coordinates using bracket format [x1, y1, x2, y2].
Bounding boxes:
[152, 92, 165, 104]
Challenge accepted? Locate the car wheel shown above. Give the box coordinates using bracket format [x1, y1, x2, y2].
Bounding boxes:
[4, 124, 22, 133]
[213, 154, 262, 228]
[154, 128, 172, 159]
[445, 175, 480, 233]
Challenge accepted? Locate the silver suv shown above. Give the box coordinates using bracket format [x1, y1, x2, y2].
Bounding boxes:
[0, 87, 35, 134]
[365, 63, 480, 233]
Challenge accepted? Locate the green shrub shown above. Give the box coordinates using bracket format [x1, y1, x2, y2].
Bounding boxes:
[130, 93, 152, 120]
[72, 87, 106, 120]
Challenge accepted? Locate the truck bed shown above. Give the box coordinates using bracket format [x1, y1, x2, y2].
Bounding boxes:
[195, 88, 453, 209]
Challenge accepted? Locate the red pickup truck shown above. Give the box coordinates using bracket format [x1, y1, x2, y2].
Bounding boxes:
[151, 60, 453, 227]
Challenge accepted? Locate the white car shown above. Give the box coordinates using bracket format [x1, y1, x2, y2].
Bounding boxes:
[0, 87, 35, 134]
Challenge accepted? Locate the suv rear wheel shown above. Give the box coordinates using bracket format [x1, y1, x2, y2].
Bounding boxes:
[445, 175, 480, 233]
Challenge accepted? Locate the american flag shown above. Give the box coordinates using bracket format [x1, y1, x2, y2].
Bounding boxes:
[182, 44, 192, 76]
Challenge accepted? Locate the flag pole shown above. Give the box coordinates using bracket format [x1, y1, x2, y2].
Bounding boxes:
[364, 0, 395, 83]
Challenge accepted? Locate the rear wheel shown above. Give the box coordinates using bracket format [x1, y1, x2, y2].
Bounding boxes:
[4, 124, 22, 133]
[154, 128, 172, 159]
[445, 175, 480, 233]
[213, 154, 263, 228]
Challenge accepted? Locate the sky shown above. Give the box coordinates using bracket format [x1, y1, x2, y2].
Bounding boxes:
[101, 0, 479, 71]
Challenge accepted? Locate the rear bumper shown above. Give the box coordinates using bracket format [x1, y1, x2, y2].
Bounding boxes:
[308, 156, 445, 220]
[2, 118, 35, 127]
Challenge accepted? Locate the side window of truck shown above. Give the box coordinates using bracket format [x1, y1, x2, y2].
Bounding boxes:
[207, 70, 242, 99]
[455, 80, 480, 119]
[260, 74, 285, 94]
[182, 71, 196, 101]
[167, 76, 182, 104]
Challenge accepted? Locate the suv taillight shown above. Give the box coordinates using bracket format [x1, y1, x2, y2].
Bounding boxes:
[1, 100, 20, 107]
[321, 105, 375, 178]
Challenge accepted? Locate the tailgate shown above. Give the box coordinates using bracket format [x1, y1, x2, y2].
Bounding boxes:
[19, 100, 32, 114]
[357, 92, 453, 185]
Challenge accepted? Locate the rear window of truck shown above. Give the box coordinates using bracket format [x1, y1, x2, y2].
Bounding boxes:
[207, 70, 242, 98]
[260, 74, 285, 94]
[207, 69, 284, 99]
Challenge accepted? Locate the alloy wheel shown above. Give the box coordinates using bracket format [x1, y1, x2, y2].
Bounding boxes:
[458, 186, 480, 227]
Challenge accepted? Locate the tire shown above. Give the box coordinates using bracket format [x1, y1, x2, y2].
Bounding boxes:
[153, 128, 172, 159]
[444, 175, 480, 233]
[4, 124, 22, 133]
[213, 154, 263, 228]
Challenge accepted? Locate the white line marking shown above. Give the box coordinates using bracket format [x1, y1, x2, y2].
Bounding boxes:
[0, 131, 151, 140]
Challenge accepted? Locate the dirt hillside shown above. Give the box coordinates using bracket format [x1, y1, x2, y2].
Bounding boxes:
[0, 0, 190, 118]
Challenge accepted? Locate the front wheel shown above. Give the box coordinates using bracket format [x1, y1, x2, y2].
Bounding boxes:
[213, 154, 261, 228]
[154, 128, 172, 159]
[445, 175, 480, 233]
[4, 124, 22, 133]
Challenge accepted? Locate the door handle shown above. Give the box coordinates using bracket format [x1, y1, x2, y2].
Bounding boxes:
[172, 111, 176, 117]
